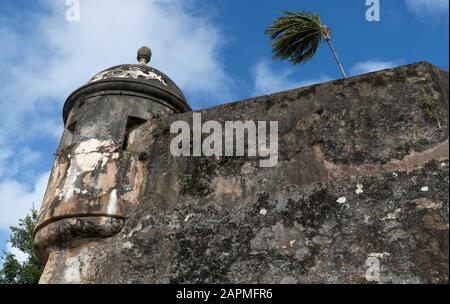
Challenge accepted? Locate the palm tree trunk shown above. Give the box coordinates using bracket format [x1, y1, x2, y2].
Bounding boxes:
[325, 38, 347, 78]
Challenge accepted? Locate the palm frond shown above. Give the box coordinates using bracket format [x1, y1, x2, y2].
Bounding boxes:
[265, 11, 325, 65]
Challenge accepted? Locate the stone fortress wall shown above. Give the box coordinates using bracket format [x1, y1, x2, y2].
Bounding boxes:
[34, 61, 449, 283]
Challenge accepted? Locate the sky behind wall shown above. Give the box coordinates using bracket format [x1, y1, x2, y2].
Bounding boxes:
[0, 0, 448, 261]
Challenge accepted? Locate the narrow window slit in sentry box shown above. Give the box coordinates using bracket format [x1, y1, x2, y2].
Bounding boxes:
[123, 116, 147, 150]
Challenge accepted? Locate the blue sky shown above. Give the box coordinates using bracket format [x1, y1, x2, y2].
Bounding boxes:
[0, 0, 448, 262]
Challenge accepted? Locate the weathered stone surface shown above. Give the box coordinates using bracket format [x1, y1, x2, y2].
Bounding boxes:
[36, 62, 449, 284]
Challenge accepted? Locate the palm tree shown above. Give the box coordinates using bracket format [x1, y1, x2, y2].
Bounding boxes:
[266, 11, 347, 78]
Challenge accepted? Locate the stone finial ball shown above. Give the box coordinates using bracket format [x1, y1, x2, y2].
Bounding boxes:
[137, 46, 152, 64]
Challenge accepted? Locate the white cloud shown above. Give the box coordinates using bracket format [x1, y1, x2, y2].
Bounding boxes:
[0, 147, 42, 180]
[17, 148, 42, 167]
[252, 60, 330, 96]
[350, 60, 402, 76]
[0, 171, 50, 232]
[3, 242, 29, 264]
[0, 148, 13, 178]
[10, 0, 231, 106]
[405, 0, 449, 15]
